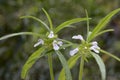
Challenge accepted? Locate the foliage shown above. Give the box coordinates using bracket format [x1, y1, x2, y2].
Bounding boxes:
[1, 0, 120, 80]
[0, 9, 88, 80]
[58, 8, 120, 80]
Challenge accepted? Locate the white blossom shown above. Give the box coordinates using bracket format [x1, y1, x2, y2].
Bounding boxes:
[34, 39, 44, 47]
[91, 41, 98, 45]
[52, 40, 63, 50]
[57, 41, 63, 46]
[72, 35, 84, 41]
[90, 41, 100, 53]
[53, 40, 59, 50]
[69, 48, 79, 56]
[70, 34, 101, 56]
[48, 31, 54, 38]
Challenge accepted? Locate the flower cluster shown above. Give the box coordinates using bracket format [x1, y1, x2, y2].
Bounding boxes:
[70, 34, 100, 56]
[34, 31, 63, 51]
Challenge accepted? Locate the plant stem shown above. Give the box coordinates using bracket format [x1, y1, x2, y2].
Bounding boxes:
[48, 54, 54, 80]
[79, 56, 85, 80]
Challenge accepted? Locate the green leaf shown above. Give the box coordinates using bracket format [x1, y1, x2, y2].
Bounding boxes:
[88, 8, 120, 41]
[0, 32, 41, 40]
[85, 9, 90, 41]
[58, 53, 80, 80]
[42, 8, 53, 30]
[61, 44, 73, 49]
[91, 52, 106, 80]
[21, 47, 45, 79]
[56, 51, 72, 80]
[54, 18, 90, 33]
[100, 49, 120, 62]
[20, 16, 50, 31]
[94, 29, 114, 38]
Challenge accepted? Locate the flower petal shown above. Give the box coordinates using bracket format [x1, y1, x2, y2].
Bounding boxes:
[38, 39, 44, 45]
[53, 41, 59, 50]
[72, 35, 84, 41]
[48, 31, 54, 38]
[57, 41, 63, 46]
[90, 45, 100, 53]
[91, 41, 98, 46]
[69, 48, 79, 56]
[34, 39, 44, 47]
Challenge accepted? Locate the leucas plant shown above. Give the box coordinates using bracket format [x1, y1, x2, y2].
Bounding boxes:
[0, 8, 89, 80]
[58, 8, 120, 80]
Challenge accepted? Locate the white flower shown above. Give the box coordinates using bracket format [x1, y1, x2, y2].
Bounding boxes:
[48, 31, 54, 38]
[69, 48, 79, 56]
[72, 35, 84, 41]
[91, 41, 98, 45]
[34, 39, 44, 47]
[90, 41, 100, 53]
[53, 41, 59, 50]
[52, 40, 63, 50]
[70, 34, 100, 56]
[57, 41, 63, 46]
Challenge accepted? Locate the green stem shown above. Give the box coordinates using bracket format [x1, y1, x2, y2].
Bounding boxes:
[48, 54, 54, 80]
[79, 56, 85, 80]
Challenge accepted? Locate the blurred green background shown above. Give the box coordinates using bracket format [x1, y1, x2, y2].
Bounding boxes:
[0, 0, 120, 80]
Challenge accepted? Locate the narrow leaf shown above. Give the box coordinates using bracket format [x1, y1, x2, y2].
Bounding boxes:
[61, 44, 73, 49]
[85, 9, 90, 41]
[20, 16, 50, 31]
[88, 8, 120, 41]
[0, 32, 41, 40]
[55, 18, 90, 33]
[21, 47, 45, 79]
[94, 29, 114, 38]
[56, 51, 72, 80]
[42, 8, 53, 30]
[91, 52, 106, 80]
[100, 49, 120, 62]
[58, 53, 80, 80]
